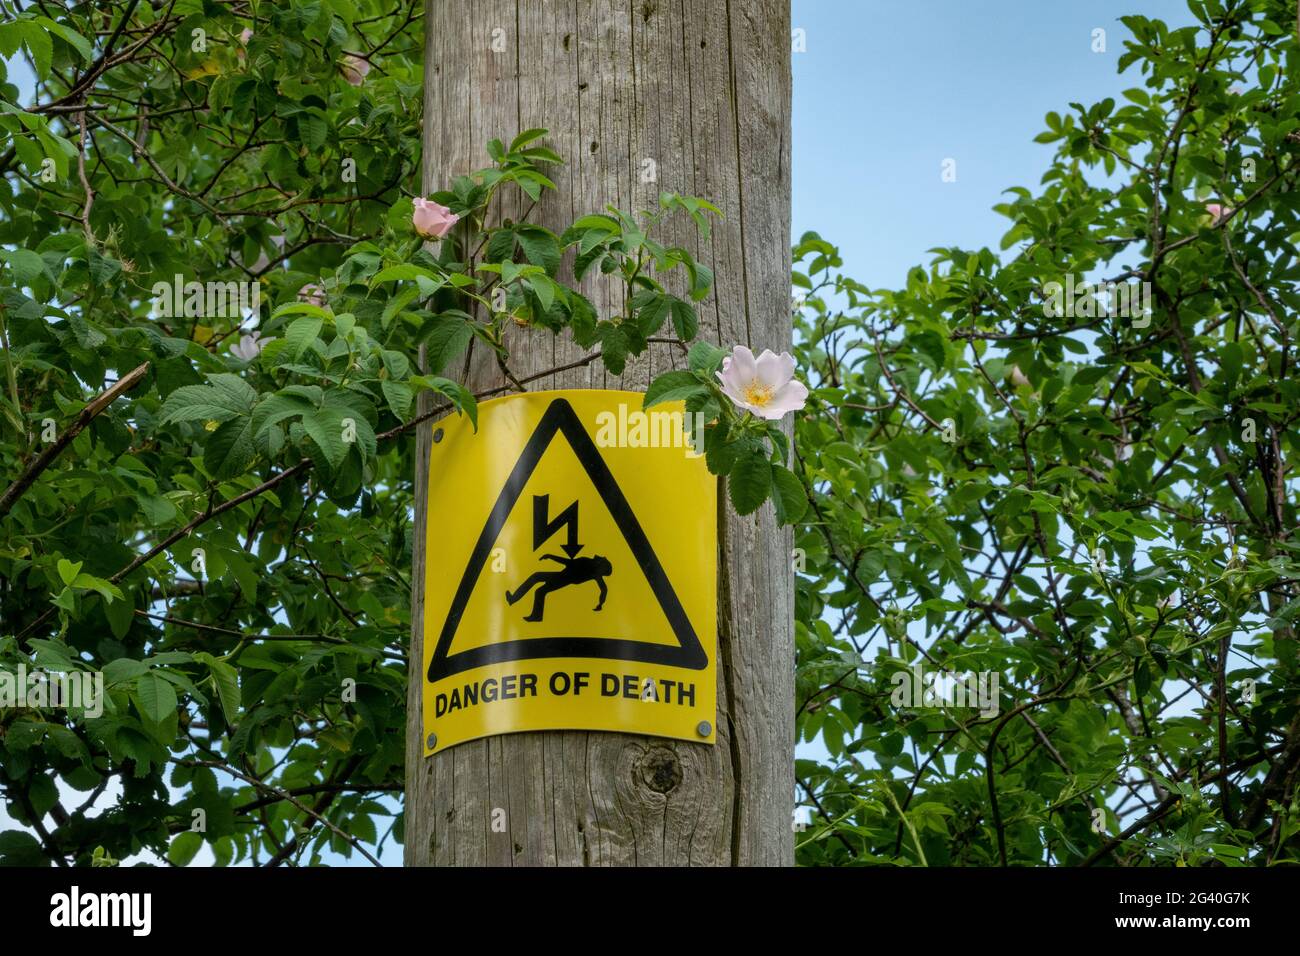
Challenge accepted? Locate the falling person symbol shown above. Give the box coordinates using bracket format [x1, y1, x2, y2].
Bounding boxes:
[506, 553, 613, 622]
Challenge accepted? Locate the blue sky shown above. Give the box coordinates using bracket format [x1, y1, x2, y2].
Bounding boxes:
[792, 0, 1192, 288]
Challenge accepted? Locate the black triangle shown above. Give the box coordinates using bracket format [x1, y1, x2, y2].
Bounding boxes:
[426, 397, 709, 683]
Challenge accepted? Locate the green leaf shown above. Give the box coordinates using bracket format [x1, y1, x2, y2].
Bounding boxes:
[527, 274, 556, 314]
[412, 376, 477, 429]
[203, 417, 255, 479]
[56, 558, 83, 586]
[688, 261, 714, 301]
[251, 391, 316, 435]
[208, 659, 241, 723]
[224, 550, 259, 602]
[104, 658, 148, 686]
[271, 302, 333, 321]
[19, 21, 52, 79]
[566, 214, 622, 237]
[167, 832, 204, 867]
[29, 638, 78, 672]
[595, 323, 630, 375]
[0, 22, 22, 59]
[1, 248, 48, 286]
[669, 298, 699, 341]
[509, 127, 548, 152]
[0, 831, 46, 866]
[381, 349, 410, 379]
[423, 315, 474, 374]
[135, 673, 178, 724]
[299, 112, 328, 151]
[729, 452, 772, 516]
[160, 381, 252, 424]
[207, 374, 257, 409]
[283, 315, 324, 360]
[634, 292, 672, 336]
[71, 573, 123, 604]
[484, 225, 516, 263]
[516, 226, 561, 275]
[381, 379, 413, 419]
[300, 408, 349, 470]
[32, 124, 75, 180]
[89, 250, 122, 287]
[36, 17, 93, 61]
[28, 774, 57, 818]
[644, 370, 707, 408]
[771, 464, 807, 525]
[1219, 340, 1242, 391]
[105, 592, 135, 639]
[520, 146, 562, 164]
[138, 496, 178, 528]
[688, 341, 727, 372]
[568, 292, 598, 346]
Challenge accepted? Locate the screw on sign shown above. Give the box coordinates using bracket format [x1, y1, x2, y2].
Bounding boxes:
[421, 391, 717, 755]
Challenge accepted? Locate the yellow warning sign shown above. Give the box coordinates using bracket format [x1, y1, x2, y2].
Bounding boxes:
[421, 390, 716, 755]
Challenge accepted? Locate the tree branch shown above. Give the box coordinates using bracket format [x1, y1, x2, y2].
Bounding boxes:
[0, 362, 149, 519]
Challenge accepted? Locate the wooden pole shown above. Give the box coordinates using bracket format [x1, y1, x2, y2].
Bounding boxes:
[406, 0, 793, 866]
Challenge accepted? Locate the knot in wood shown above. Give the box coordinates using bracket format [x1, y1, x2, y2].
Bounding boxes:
[638, 746, 682, 794]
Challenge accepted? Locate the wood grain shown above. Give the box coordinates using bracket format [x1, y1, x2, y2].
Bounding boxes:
[406, 0, 793, 866]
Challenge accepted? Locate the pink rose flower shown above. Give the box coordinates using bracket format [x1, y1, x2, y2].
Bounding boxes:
[230, 331, 270, 361]
[716, 345, 808, 420]
[341, 55, 371, 86]
[297, 282, 326, 307]
[1205, 202, 1232, 225]
[412, 197, 459, 240]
